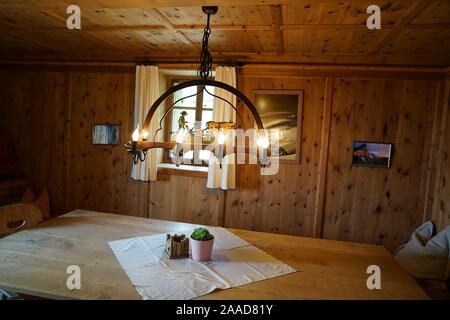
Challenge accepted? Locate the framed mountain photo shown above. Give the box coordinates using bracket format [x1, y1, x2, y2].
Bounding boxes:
[352, 141, 393, 168]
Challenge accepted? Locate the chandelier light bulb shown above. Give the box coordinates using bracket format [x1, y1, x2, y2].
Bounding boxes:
[176, 132, 183, 144]
[217, 131, 226, 145]
[141, 130, 149, 140]
[132, 125, 140, 141]
[257, 135, 269, 149]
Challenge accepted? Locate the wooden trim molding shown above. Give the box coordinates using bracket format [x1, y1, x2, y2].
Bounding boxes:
[313, 77, 334, 238]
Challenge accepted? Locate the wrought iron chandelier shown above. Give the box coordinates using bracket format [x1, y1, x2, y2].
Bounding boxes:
[124, 6, 270, 167]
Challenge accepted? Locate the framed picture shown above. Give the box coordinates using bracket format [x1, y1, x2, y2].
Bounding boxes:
[92, 124, 120, 145]
[352, 141, 393, 168]
[253, 90, 303, 164]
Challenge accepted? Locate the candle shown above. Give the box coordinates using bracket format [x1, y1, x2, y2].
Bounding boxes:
[132, 125, 140, 142]
[216, 131, 225, 165]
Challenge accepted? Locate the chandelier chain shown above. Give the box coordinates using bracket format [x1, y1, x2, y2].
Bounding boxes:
[198, 12, 213, 81]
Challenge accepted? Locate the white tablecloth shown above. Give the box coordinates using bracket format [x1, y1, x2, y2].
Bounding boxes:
[108, 227, 297, 300]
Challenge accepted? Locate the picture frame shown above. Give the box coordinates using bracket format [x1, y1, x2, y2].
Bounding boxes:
[253, 89, 303, 164]
[92, 124, 120, 145]
[351, 141, 393, 168]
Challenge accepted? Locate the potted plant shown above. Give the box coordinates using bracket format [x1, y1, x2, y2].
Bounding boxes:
[190, 227, 214, 261]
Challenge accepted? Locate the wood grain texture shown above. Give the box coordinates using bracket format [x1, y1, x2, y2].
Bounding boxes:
[0, 1, 449, 66]
[225, 75, 327, 238]
[433, 77, 450, 230]
[149, 175, 222, 226]
[0, 209, 428, 300]
[0, 64, 448, 253]
[0, 70, 149, 218]
[322, 78, 441, 250]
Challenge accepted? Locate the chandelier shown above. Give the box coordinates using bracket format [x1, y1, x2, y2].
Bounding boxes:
[124, 6, 271, 168]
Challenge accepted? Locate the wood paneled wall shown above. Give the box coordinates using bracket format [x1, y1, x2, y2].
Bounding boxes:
[0, 69, 149, 217]
[0, 64, 448, 251]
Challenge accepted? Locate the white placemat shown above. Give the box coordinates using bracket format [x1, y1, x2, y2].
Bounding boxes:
[108, 227, 297, 300]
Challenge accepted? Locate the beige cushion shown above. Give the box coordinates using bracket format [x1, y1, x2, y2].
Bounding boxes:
[394, 221, 450, 283]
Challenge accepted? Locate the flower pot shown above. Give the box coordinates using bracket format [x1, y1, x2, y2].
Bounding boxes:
[190, 237, 214, 261]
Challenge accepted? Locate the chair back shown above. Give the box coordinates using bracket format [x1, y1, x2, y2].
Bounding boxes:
[0, 204, 42, 236]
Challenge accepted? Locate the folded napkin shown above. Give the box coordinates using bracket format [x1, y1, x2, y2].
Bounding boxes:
[109, 227, 297, 300]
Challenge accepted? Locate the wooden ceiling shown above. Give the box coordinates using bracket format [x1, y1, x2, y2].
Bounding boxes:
[0, 0, 449, 67]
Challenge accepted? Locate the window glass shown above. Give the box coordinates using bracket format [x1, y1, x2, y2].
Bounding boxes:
[202, 86, 215, 109]
[173, 86, 198, 108]
[201, 110, 213, 129]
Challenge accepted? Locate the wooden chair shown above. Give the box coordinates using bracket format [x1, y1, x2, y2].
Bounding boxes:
[0, 203, 42, 237]
[0, 203, 43, 299]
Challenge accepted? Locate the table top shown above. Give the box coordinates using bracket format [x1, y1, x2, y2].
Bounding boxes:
[0, 209, 428, 300]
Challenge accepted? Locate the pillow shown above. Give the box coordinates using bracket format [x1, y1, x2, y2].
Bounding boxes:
[20, 187, 36, 203]
[33, 188, 50, 218]
[394, 221, 450, 283]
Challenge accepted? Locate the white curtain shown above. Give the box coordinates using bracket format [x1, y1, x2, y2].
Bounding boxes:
[131, 65, 161, 182]
[207, 66, 236, 190]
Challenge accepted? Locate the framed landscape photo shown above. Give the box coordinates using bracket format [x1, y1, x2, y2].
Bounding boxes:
[352, 141, 393, 168]
[92, 124, 120, 145]
[253, 90, 303, 164]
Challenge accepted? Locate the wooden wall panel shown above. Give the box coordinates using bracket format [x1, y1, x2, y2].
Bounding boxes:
[66, 72, 148, 217]
[434, 77, 450, 230]
[0, 64, 448, 253]
[0, 69, 149, 217]
[225, 75, 327, 237]
[322, 79, 440, 250]
[0, 71, 66, 214]
[149, 175, 222, 226]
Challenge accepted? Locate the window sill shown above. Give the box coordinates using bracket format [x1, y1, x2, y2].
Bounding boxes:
[157, 163, 208, 179]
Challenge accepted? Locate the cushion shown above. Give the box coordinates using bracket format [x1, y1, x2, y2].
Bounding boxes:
[33, 188, 50, 218]
[20, 187, 36, 203]
[394, 221, 450, 283]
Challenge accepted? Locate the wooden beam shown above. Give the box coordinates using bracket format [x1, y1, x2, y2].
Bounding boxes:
[367, 1, 432, 55]
[269, 4, 284, 55]
[4, 23, 449, 33]
[0, 53, 448, 68]
[4, 0, 432, 9]
[147, 8, 199, 49]
[0, 60, 446, 74]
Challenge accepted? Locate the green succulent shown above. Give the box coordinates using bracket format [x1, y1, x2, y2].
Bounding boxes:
[191, 227, 214, 241]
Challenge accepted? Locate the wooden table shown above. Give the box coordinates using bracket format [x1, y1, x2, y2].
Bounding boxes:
[0, 209, 428, 300]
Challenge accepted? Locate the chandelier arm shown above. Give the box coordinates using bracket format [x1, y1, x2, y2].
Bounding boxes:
[142, 79, 264, 136]
[203, 86, 246, 130]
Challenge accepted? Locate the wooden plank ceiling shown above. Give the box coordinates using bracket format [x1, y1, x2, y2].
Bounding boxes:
[0, 0, 449, 66]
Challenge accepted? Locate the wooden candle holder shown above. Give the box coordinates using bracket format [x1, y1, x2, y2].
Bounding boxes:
[165, 234, 189, 259]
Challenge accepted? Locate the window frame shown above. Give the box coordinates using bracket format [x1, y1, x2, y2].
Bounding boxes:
[162, 77, 214, 166]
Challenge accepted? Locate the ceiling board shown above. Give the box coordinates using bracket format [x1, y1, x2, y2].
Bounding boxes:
[158, 6, 272, 26]
[0, 9, 62, 28]
[380, 28, 450, 55]
[410, 1, 450, 24]
[79, 8, 163, 27]
[282, 1, 409, 26]
[183, 29, 255, 52]
[284, 28, 391, 54]
[0, 0, 448, 67]
[0, 33, 52, 54]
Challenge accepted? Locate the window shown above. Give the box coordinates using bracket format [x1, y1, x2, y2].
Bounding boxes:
[164, 79, 215, 165]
